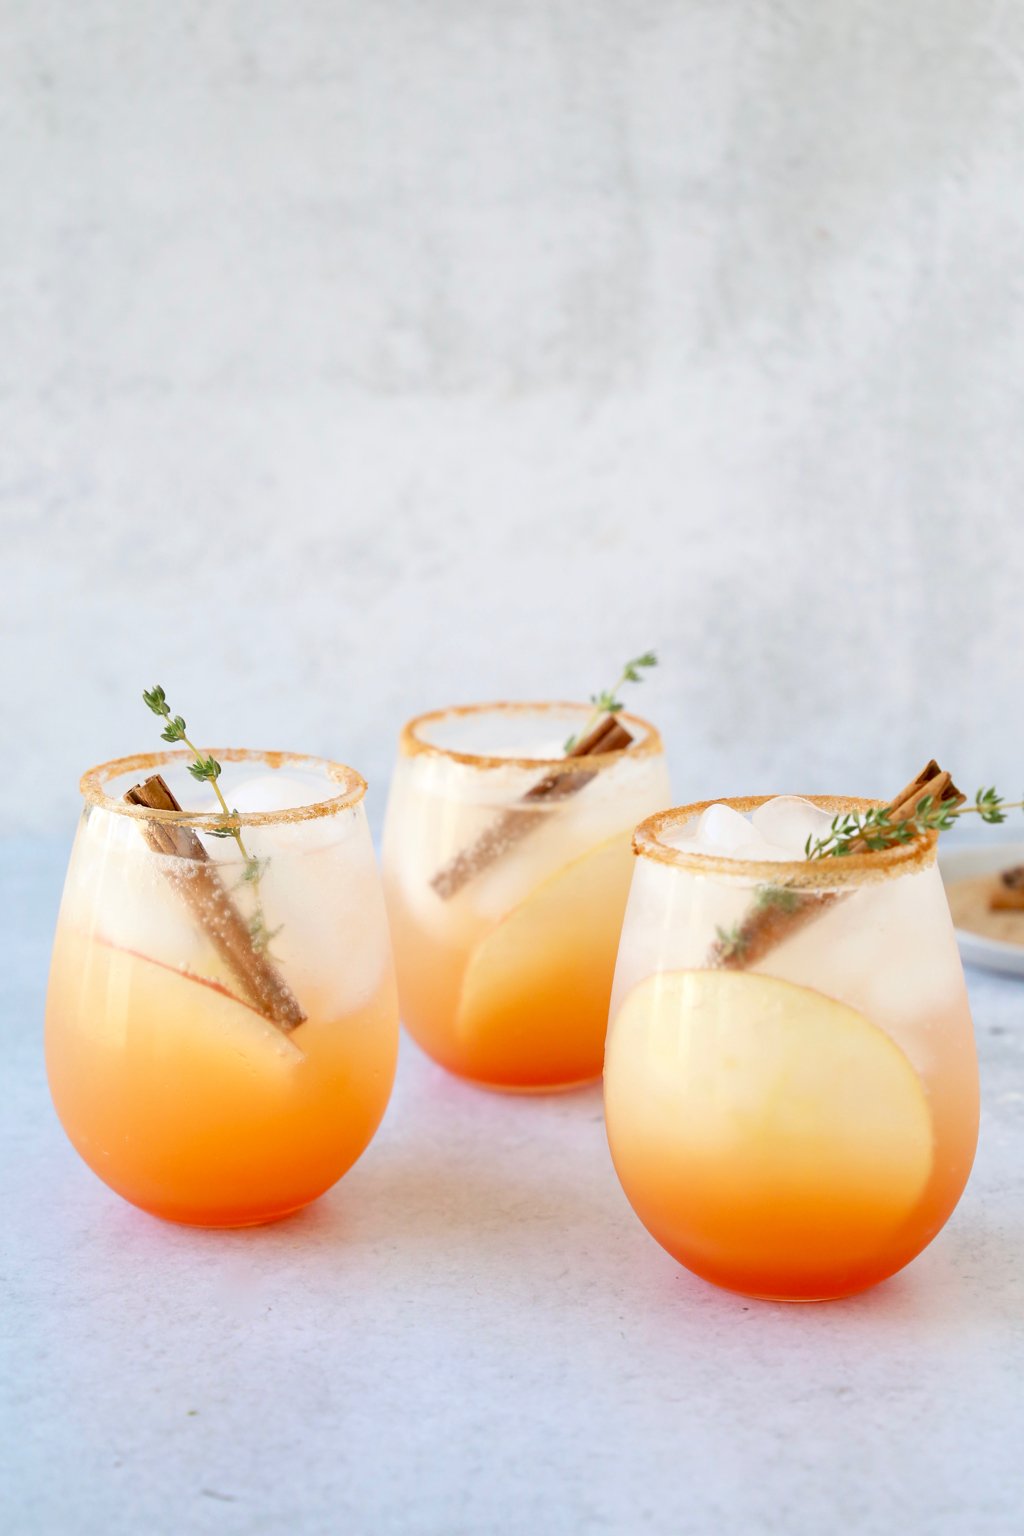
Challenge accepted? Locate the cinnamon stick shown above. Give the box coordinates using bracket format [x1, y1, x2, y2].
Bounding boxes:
[710, 761, 965, 970]
[870, 760, 961, 847]
[125, 774, 306, 1031]
[990, 866, 1024, 912]
[429, 713, 635, 900]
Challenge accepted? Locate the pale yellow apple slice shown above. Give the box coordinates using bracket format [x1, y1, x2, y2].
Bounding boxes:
[87, 933, 305, 1066]
[455, 832, 634, 1077]
[606, 969, 933, 1250]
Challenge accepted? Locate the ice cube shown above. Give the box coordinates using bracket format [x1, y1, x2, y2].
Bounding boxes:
[751, 796, 834, 856]
[253, 832, 393, 1012]
[757, 863, 965, 1067]
[214, 771, 357, 858]
[695, 802, 754, 853]
[227, 772, 327, 814]
[661, 818, 777, 862]
[71, 818, 209, 966]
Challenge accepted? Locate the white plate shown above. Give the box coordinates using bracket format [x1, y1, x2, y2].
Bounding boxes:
[939, 841, 1024, 977]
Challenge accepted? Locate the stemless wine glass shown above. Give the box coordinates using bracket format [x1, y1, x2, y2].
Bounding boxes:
[46, 750, 399, 1227]
[604, 796, 980, 1301]
[382, 702, 671, 1091]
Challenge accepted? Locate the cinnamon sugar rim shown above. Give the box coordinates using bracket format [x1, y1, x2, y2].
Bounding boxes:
[634, 795, 939, 887]
[400, 701, 663, 772]
[80, 749, 366, 829]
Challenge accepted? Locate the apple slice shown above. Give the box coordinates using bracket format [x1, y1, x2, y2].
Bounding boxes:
[88, 934, 305, 1066]
[455, 832, 634, 1078]
[606, 969, 933, 1261]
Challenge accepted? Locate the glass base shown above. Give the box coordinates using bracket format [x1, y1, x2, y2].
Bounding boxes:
[690, 1270, 889, 1304]
[749, 1293, 837, 1304]
[463, 1072, 601, 1097]
[126, 1197, 320, 1230]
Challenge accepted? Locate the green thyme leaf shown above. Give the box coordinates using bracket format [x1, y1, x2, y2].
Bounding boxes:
[804, 772, 1024, 860]
[566, 650, 659, 756]
[140, 686, 280, 956]
[187, 754, 222, 783]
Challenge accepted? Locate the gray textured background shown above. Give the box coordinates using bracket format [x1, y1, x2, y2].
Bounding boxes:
[4, 2, 1023, 839]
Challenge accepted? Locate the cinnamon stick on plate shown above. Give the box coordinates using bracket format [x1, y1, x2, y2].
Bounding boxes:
[990, 865, 1024, 912]
[709, 760, 964, 970]
[125, 774, 306, 1031]
[430, 713, 635, 900]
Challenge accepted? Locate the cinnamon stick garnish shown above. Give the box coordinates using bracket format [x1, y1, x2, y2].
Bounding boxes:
[430, 713, 635, 900]
[990, 865, 1024, 911]
[710, 761, 964, 970]
[873, 760, 962, 845]
[125, 774, 306, 1031]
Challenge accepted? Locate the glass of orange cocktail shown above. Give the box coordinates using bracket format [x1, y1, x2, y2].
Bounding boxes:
[383, 702, 671, 1091]
[46, 749, 399, 1226]
[604, 795, 979, 1301]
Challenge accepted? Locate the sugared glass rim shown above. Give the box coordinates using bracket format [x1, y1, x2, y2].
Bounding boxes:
[80, 749, 366, 830]
[400, 700, 663, 773]
[633, 795, 938, 887]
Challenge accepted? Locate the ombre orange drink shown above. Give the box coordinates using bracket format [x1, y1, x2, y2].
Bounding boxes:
[383, 703, 671, 1090]
[604, 796, 979, 1300]
[46, 750, 398, 1226]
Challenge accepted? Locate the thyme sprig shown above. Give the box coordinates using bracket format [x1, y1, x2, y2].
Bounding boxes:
[142, 685, 277, 954]
[752, 883, 803, 914]
[804, 786, 1024, 861]
[564, 650, 658, 753]
[714, 884, 802, 961]
[714, 923, 746, 962]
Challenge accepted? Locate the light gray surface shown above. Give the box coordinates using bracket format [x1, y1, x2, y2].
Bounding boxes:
[3, 839, 1023, 1536]
[5, 2, 1024, 839]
